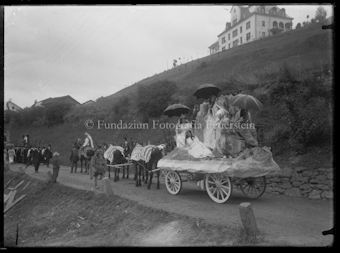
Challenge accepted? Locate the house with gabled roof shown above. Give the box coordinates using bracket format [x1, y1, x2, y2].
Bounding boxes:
[32, 95, 80, 107]
[209, 5, 294, 54]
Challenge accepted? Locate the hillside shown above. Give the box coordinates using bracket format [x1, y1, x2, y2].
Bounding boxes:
[4, 21, 333, 167]
[105, 21, 332, 101]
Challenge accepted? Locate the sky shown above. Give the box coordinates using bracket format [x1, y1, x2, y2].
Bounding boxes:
[4, 4, 334, 109]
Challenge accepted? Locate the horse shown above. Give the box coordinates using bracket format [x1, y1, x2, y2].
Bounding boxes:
[130, 142, 148, 186]
[104, 145, 128, 182]
[135, 144, 166, 189]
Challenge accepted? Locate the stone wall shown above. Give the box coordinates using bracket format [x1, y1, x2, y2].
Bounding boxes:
[265, 167, 333, 200]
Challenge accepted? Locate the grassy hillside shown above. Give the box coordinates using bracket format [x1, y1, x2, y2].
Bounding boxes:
[5, 21, 333, 167]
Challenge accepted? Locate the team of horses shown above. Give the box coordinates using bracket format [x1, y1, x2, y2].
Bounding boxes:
[79, 139, 174, 190]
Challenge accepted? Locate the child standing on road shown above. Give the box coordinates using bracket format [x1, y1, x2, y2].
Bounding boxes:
[52, 152, 60, 183]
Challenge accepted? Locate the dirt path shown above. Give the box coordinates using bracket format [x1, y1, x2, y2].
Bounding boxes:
[12, 163, 334, 246]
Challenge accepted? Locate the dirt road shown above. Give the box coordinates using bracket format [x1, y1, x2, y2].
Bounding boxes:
[12, 163, 334, 246]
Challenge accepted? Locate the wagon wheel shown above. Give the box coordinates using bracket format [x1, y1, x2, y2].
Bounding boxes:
[165, 171, 182, 195]
[205, 173, 232, 204]
[239, 176, 266, 199]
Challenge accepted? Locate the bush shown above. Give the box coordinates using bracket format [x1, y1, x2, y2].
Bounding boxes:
[196, 61, 208, 70]
[257, 62, 332, 153]
[44, 102, 74, 127]
[137, 80, 178, 119]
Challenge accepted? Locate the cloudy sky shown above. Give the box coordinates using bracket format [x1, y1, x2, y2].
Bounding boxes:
[4, 4, 333, 109]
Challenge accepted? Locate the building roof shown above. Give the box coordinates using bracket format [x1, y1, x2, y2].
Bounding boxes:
[208, 41, 219, 49]
[6, 101, 22, 110]
[33, 95, 80, 107]
[218, 6, 293, 37]
[82, 100, 95, 105]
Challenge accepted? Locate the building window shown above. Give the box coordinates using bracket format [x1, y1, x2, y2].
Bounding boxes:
[262, 32, 265, 37]
[262, 21, 265, 27]
[228, 43, 230, 49]
[240, 26, 242, 33]
[232, 29, 238, 38]
[233, 40, 239, 47]
[246, 21, 250, 29]
[240, 37, 243, 43]
[270, 7, 277, 15]
[222, 46, 225, 51]
[233, 19, 237, 25]
[285, 22, 291, 30]
[279, 22, 284, 29]
[246, 32, 250, 41]
[273, 21, 278, 28]
[222, 37, 226, 43]
[228, 34, 230, 40]
[12, 106, 15, 110]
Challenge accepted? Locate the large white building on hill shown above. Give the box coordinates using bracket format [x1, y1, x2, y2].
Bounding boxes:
[209, 5, 294, 54]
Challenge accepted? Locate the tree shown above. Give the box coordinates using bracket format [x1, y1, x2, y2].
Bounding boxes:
[44, 102, 73, 126]
[137, 80, 178, 119]
[315, 6, 327, 22]
[295, 22, 302, 29]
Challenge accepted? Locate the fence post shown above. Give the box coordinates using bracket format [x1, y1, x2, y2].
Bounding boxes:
[239, 202, 259, 238]
[103, 177, 114, 196]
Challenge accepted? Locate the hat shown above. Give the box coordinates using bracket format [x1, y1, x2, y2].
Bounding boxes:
[95, 148, 103, 155]
[53, 152, 60, 157]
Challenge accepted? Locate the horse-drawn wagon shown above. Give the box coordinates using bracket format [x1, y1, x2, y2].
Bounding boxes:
[157, 146, 280, 203]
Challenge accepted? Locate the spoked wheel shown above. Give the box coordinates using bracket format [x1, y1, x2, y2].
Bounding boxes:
[205, 173, 232, 204]
[239, 176, 266, 199]
[165, 171, 182, 195]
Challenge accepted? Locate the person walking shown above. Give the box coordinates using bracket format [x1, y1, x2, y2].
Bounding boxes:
[90, 149, 106, 189]
[51, 152, 60, 183]
[45, 144, 52, 168]
[25, 146, 34, 169]
[70, 144, 79, 173]
[32, 147, 41, 173]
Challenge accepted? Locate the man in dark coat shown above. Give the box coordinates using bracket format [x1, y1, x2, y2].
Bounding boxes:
[70, 144, 79, 173]
[25, 146, 34, 169]
[45, 144, 52, 168]
[32, 147, 41, 173]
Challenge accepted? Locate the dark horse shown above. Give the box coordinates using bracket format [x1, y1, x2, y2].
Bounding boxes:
[135, 145, 166, 189]
[108, 148, 128, 182]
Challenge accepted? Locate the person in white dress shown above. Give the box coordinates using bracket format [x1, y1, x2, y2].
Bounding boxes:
[184, 130, 214, 158]
[203, 95, 219, 149]
[175, 115, 192, 148]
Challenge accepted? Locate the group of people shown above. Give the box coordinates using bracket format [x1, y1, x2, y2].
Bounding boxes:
[3, 144, 53, 171]
[3, 140, 61, 183]
[174, 92, 258, 159]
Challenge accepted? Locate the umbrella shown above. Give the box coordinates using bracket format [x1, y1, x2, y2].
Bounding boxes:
[5, 143, 15, 149]
[193, 84, 221, 100]
[229, 94, 263, 111]
[164, 104, 190, 117]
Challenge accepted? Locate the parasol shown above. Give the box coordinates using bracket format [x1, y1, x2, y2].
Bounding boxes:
[164, 104, 190, 117]
[193, 84, 221, 100]
[5, 143, 15, 149]
[229, 94, 263, 111]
